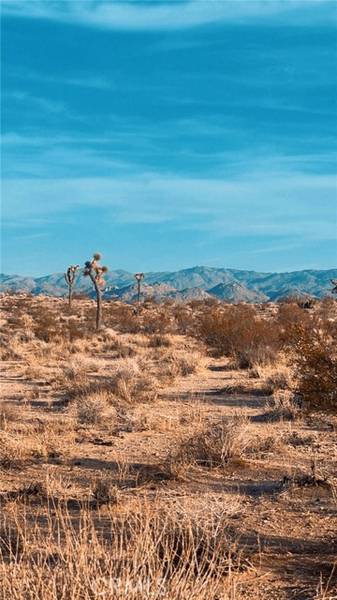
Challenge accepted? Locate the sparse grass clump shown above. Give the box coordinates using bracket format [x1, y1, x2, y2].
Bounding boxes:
[155, 349, 203, 382]
[65, 358, 158, 408]
[74, 391, 116, 425]
[147, 334, 172, 348]
[267, 390, 301, 421]
[0, 500, 240, 600]
[255, 360, 294, 394]
[0, 403, 17, 430]
[168, 416, 250, 472]
[0, 432, 26, 469]
[109, 358, 158, 404]
[91, 478, 119, 506]
[63, 355, 98, 380]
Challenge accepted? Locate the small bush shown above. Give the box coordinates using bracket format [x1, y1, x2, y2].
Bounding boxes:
[92, 478, 119, 505]
[155, 350, 202, 381]
[196, 305, 279, 367]
[257, 362, 293, 393]
[105, 304, 139, 333]
[276, 303, 311, 346]
[173, 352, 202, 376]
[109, 359, 158, 404]
[0, 432, 27, 469]
[32, 308, 62, 342]
[291, 325, 337, 412]
[148, 334, 172, 348]
[169, 417, 249, 470]
[267, 390, 301, 421]
[0, 403, 17, 430]
[75, 392, 114, 425]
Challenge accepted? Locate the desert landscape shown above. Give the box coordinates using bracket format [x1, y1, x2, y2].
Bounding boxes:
[0, 285, 336, 599]
[2, 2, 336, 598]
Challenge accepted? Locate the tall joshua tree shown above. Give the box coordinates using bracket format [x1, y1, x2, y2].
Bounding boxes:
[64, 265, 80, 308]
[84, 253, 108, 330]
[134, 272, 144, 304]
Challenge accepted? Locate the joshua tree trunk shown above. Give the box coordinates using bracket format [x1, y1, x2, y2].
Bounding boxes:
[64, 265, 79, 310]
[68, 284, 73, 308]
[84, 253, 108, 331]
[91, 274, 102, 330]
[134, 273, 144, 307]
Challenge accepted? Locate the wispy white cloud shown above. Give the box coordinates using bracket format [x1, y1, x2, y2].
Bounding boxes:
[12, 70, 113, 91]
[6, 90, 66, 114]
[2, 0, 335, 30]
[2, 168, 336, 244]
[2, 128, 335, 180]
[1, 133, 136, 178]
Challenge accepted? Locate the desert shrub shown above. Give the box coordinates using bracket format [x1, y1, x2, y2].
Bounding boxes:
[172, 306, 195, 335]
[291, 325, 337, 412]
[266, 390, 301, 421]
[147, 334, 172, 348]
[316, 296, 337, 323]
[169, 417, 249, 470]
[141, 309, 173, 334]
[110, 359, 158, 404]
[74, 391, 115, 425]
[276, 302, 311, 346]
[0, 403, 16, 430]
[31, 308, 62, 342]
[69, 359, 158, 406]
[91, 478, 119, 506]
[155, 349, 202, 381]
[256, 362, 293, 393]
[105, 303, 139, 333]
[196, 305, 280, 367]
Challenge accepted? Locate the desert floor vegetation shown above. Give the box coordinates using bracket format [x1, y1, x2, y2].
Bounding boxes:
[0, 293, 337, 599]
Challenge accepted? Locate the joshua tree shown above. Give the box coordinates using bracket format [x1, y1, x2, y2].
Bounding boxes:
[331, 279, 337, 295]
[64, 264, 80, 308]
[84, 253, 108, 330]
[134, 272, 144, 304]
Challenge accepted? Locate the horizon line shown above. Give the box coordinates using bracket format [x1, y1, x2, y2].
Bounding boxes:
[1, 264, 337, 280]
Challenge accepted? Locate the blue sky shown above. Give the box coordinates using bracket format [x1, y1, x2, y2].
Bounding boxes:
[1, 0, 336, 276]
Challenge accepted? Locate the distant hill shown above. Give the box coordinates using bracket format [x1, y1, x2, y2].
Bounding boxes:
[1, 267, 336, 303]
[109, 282, 177, 302]
[208, 281, 268, 303]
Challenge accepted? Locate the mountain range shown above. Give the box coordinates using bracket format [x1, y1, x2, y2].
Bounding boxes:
[0, 267, 336, 303]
